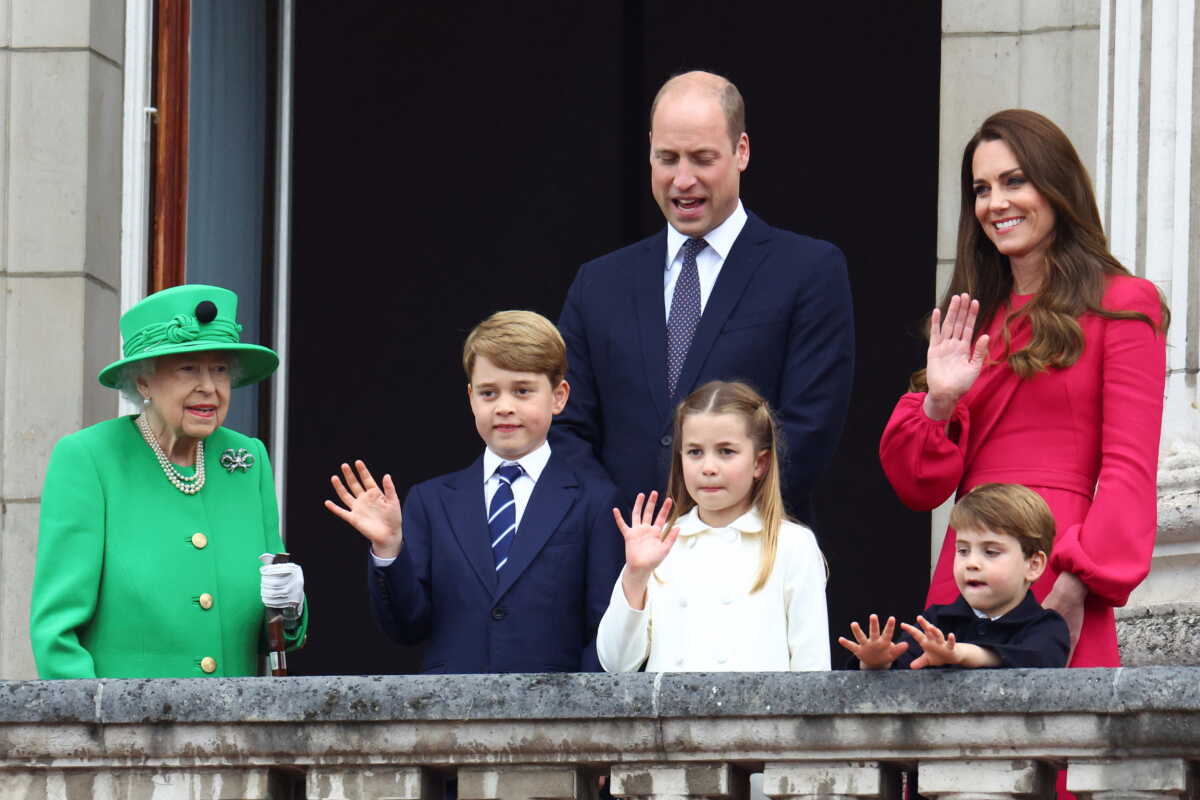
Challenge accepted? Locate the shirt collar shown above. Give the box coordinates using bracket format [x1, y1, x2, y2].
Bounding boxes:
[665, 199, 748, 269]
[950, 589, 1042, 623]
[482, 440, 551, 484]
[675, 504, 763, 537]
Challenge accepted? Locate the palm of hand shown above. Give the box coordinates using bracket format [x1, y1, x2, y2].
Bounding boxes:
[614, 491, 677, 574]
[624, 524, 674, 572]
[347, 488, 402, 545]
[926, 293, 988, 401]
[326, 460, 403, 551]
[927, 337, 983, 398]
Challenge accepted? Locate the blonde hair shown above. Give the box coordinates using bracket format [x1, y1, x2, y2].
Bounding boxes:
[949, 483, 1056, 558]
[665, 381, 790, 593]
[462, 310, 567, 385]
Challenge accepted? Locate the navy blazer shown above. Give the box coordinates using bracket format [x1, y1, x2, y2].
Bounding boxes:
[367, 451, 623, 674]
[552, 211, 854, 526]
[889, 591, 1069, 669]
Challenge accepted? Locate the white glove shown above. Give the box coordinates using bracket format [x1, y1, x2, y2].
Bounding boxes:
[259, 559, 305, 614]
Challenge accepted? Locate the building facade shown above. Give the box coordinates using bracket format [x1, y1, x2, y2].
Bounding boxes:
[0, 0, 1195, 679]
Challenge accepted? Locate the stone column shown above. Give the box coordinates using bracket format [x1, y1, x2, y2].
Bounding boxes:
[1068, 758, 1197, 800]
[761, 761, 899, 800]
[458, 765, 597, 800]
[307, 766, 440, 800]
[918, 760, 1056, 800]
[0, 0, 124, 679]
[1097, 0, 1200, 667]
[610, 763, 747, 800]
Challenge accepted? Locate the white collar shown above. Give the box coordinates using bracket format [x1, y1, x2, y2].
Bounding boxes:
[665, 199, 748, 268]
[482, 440, 551, 484]
[971, 605, 1005, 622]
[674, 505, 762, 537]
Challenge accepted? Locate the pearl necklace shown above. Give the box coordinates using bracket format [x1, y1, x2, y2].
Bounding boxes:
[136, 413, 205, 495]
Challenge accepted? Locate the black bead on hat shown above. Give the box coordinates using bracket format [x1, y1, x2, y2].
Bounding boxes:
[195, 300, 218, 324]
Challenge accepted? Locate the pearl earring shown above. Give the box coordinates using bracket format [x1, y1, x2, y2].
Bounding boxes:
[142, 396, 150, 407]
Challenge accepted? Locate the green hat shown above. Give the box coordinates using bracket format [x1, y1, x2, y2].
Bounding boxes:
[98, 284, 279, 389]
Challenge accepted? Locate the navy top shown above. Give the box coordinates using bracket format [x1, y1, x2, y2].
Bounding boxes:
[847, 590, 1069, 671]
[890, 590, 1069, 669]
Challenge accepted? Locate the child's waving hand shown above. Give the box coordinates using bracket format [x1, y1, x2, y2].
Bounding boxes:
[901, 615, 1000, 669]
[839, 614, 909, 670]
[325, 460, 404, 559]
[613, 491, 680, 610]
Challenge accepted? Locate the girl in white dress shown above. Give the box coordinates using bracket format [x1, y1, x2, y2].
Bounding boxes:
[597, 380, 830, 673]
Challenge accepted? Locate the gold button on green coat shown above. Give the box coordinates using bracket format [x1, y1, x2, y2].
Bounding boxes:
[192, 532, 208, 549]
[199, 593, 214, 610]
[200, 656, 217, 673]
[30, 417, 308, 678]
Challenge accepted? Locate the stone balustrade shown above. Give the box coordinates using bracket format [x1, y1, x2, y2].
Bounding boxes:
[0, 668, 1197, 799]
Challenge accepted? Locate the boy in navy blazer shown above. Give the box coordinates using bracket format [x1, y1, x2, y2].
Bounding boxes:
[840, 483, 1069, 670]
[326, 311, 624, 673]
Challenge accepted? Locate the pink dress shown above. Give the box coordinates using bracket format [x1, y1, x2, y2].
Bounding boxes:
[879, 275, 1166, 667]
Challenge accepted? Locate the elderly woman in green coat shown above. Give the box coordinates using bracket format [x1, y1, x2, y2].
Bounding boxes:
[30, 284, 308, 678]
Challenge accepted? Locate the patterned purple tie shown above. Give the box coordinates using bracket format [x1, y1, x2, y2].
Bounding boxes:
[666, 238, 708, 398]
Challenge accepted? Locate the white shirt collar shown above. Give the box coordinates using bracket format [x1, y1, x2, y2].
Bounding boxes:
[665, 199, 748, 268]
[972, 605, 1005, 622]
[482, 440, 551, 484]
[674, 504, 763, 537]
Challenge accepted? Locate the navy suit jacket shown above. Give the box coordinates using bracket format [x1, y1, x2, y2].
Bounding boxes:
[552, 211, 854, 527]
[367, 450, 623, 674]
[882, 591, 1069, 670]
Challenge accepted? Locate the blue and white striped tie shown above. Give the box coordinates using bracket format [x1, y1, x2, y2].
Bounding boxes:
[488, 464, 523, 571]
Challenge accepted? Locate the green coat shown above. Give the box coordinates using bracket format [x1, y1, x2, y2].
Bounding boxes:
[30, 416, 307, 678]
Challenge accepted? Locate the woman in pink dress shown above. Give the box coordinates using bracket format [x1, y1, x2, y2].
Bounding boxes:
[880, 109, 1169, 668]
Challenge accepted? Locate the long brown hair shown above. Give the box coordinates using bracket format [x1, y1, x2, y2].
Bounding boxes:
[912, 109, 1168, 389]
[664, 381, 789, 593]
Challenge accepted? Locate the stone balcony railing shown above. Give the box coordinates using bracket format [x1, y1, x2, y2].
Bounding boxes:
[0, 669, 1198, 799]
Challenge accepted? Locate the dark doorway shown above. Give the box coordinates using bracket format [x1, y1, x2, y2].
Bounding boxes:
[287, 2, 941, 675]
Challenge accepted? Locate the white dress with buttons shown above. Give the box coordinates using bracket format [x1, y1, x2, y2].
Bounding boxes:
[596, 507, 830, 672]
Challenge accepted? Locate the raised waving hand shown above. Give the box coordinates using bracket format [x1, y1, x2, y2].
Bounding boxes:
[900, 615, 999, 669]
[325, 459, 404, 559]
[924, 293, 990, 420]
[838, 614, 910, 670]
[613, 491, 680, 610]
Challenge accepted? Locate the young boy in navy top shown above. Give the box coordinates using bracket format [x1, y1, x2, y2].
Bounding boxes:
[841, 483, 1069, 670]
[326, 310, 624, 673]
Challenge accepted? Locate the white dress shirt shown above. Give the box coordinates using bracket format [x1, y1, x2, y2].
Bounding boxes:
[663, 199, 748, 317]
[480, 440, 551, 525]
[596, 506, 830, 672]
[371, 441, 553, 566]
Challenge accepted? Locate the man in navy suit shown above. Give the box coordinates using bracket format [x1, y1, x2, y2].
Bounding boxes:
[553, 71, 854, 528]
[326, 311, 623, 673]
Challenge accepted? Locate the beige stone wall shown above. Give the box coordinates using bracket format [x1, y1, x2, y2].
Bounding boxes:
[938, 0, 1102, 293]
[0, 0, 124, 679]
